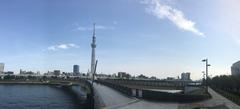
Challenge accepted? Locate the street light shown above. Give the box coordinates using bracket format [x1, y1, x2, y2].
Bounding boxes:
[202, 59, 210, 92]
[202, 71, 205, 85]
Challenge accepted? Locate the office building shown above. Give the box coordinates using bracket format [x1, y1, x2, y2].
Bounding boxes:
[181, 72, 191, 80]
[73, 65, 80, 74]
[53, 70, 61, 76]
[118, 72, 131, 78]
[231, 61, 240, 76]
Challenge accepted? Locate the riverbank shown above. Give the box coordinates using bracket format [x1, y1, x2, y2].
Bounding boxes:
[0, 80, 79, 85]
[0, 81, 48, 85]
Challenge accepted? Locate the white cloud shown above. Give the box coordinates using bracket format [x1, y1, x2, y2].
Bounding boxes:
[113, 21, 118, 25]
[76, 27, 88, 31]
[47, 43, 79, 51]
[75, 25, 115, 31]
[219, 0, 240, 45]
[141, 0, 204, 36]
[95, 25, 106, 29]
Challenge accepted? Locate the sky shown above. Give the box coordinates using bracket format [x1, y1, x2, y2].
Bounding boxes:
[0, 0, 240, 80]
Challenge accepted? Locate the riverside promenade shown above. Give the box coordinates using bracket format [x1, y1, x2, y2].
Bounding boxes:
[94, 82, 240, 109]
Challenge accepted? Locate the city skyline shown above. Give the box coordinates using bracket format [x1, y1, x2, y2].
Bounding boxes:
[1, 0, 240, 80]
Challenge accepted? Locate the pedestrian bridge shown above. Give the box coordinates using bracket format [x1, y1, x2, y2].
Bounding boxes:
[95, 79, 209, 102]
[93, 80, 240, 109]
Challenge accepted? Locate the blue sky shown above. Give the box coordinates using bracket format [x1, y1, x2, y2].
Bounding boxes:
[0, 0, 240, 80]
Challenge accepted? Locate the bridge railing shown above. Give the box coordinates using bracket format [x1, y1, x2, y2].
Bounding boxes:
[102, 79, 188, 89]
[142, 89, 210, 102]
[95, 80, 132, 96]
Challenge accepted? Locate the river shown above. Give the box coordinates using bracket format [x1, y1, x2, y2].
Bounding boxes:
[0, 84, 87, 109]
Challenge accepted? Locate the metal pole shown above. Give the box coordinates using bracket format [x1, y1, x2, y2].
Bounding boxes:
[202, 59, 210, 93]
[202, 71, 205, 85]
[206, 59, 208, 92]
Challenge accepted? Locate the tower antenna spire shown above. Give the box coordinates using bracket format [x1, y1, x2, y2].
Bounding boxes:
[90, 23, 97, 78]
[93, 23, 96, 36]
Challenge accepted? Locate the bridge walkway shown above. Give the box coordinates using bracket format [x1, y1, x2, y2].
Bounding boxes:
[94, 82, 240, 109]
[178, 88, 240, 109]
[93, 82, 178, 109]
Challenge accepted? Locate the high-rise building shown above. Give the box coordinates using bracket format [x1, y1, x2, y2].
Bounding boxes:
[90, 23, 97, 77]
[53, 70, 61, 76]
[181, 72, 191, 80]
[0, 63, 4, 74]
[231, 61, 240, 76]
[118, 72, 131, 78]
[118, 72, 126, 78]
[73, 65, 80, 74]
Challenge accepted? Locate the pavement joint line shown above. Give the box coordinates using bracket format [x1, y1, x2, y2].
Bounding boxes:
[94, 84, 106, 108]
[103, 98, 141, 109]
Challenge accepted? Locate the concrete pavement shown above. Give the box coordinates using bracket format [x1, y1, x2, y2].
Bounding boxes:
[179, 88, 240, 109]
[93, 83, 138, 109]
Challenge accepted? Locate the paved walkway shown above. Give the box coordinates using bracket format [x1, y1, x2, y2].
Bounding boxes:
[93, 83, 138, 109]
[179, 88, 240, 109]
[94, 83, 240, 109]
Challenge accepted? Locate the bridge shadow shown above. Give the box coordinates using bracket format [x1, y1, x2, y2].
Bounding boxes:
[56, 85, 89, 109]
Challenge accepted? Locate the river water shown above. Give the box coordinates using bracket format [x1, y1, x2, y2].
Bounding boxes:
[0, 84, 87, 109]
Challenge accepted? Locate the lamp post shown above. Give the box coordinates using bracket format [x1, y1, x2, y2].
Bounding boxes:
[202, 71, 205, 85]
[202, 59, 210, 92]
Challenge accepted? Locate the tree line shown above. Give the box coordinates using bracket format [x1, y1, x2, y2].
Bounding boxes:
[210, 75, 240, 95]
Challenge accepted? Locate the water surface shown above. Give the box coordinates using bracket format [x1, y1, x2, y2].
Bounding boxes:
[0, 84, 84, 109]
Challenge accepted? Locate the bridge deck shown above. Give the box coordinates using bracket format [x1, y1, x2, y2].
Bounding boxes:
[94, 83, 138, 109]
[178, 88, 240, 109]
[94, 83, 240, 109]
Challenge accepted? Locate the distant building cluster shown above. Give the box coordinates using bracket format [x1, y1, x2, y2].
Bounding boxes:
[166, 77, 175, 80]
[0, 63, 15, 75]
[44, 65, 81, 77]
[0, 63, 83, 77]
[164, 72, 191, 81]
[0, 61, 194, 81]
[231, 61, 240, 76]
[20, 69, 40, 76]
[96, 71, 192, 81]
